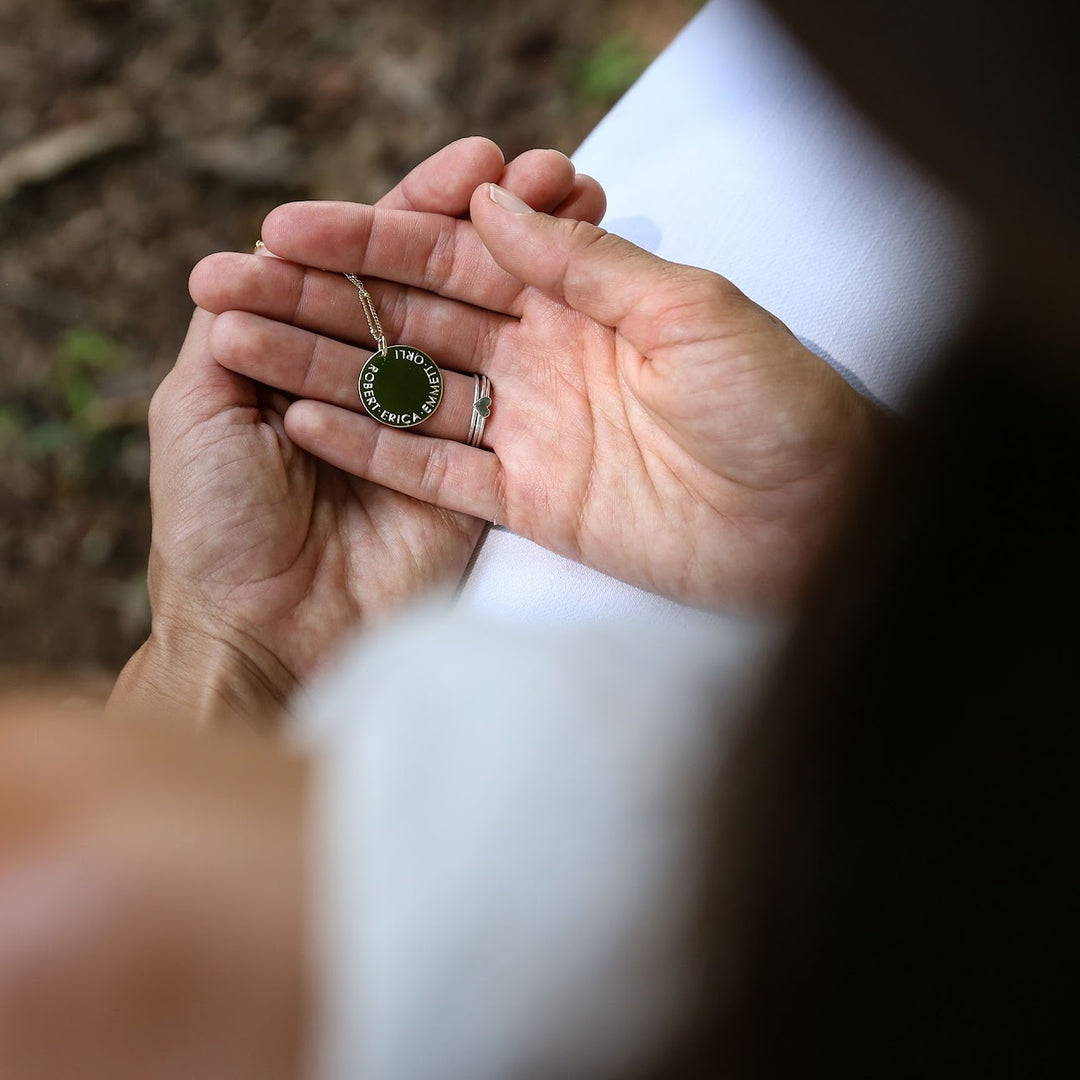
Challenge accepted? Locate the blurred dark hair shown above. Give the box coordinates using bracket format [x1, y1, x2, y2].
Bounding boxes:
[702, 323, 1077, 1078]
[662, 2, 1079, 1076]
[765, 0, 1080, 279]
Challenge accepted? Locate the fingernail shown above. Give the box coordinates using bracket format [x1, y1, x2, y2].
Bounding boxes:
[488, 183, 534, 214]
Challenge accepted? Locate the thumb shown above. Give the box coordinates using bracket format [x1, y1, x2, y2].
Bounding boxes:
[471, 181, 690, 331]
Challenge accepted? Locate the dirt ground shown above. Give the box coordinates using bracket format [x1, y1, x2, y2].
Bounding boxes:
[0, 0, 695, 694]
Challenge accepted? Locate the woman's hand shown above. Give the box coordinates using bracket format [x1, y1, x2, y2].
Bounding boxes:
[191, 176, 885, 612]
[111, 139, 605, 728]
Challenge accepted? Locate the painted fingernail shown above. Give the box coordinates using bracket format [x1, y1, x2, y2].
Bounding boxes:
[488, 183, 535, 214]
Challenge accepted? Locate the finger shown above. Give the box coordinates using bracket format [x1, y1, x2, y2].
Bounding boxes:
[169, 306, 217, 380]
[376, 136, 505, 213]
[190, 252, 511, 364]
[259, 202, 530, 316]
[283, 400, 503, 522]
[157, 308, 258, 424]
[208, 153, 589, 347]
[255, 385, 293, 443]
[286, 133, 589, 217]
[552, 173, 606, 225]
[385, 144, 585, 218]
[499, 148, 578, 214]
[209, 311, 488, 443]
[254, 148, 591, 314]
[471, 181, 725, 342]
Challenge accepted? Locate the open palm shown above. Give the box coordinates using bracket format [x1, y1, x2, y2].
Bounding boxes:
[193, 181, 884, 612]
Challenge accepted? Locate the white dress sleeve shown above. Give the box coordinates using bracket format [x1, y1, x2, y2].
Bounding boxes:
[296, 606, 774, 1080]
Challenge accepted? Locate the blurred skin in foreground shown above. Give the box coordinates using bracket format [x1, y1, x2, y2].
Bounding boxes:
[0, 695, 307, 1080]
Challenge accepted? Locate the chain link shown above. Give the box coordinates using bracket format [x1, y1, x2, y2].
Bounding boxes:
[256, 244, 388, 356]
[343, 273, 388, 356]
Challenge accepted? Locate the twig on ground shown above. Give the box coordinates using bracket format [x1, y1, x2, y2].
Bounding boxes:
[0, 111, 146, 202]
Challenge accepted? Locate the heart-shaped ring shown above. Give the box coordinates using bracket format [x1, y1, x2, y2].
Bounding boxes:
[468, 374, 493, 447]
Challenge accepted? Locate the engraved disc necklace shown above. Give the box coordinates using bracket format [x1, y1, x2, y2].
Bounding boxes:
[345, 273, 443, 428]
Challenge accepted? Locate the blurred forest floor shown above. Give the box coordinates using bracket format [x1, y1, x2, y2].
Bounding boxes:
[0, 0, 697, 696]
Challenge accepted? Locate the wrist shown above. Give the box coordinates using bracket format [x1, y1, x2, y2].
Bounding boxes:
[107, 614, 298, 732]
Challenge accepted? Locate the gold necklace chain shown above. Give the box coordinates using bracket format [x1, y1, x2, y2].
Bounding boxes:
[343, 273, 387, 356]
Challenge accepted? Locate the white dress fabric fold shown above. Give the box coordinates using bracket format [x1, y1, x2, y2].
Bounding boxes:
[300, 605, 774, 1080]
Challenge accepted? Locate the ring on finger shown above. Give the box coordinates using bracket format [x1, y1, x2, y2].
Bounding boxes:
[468, 373, 492, 448]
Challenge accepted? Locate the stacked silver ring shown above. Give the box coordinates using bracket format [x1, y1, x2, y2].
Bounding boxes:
[467, 373, 492, 448]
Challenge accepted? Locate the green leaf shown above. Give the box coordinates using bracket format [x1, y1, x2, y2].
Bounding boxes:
[574, 34, 649, 106]
[57, 327, 128, 377]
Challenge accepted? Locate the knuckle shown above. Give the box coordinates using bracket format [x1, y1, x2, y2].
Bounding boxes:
[478, 318, 501, 361]
[301, 334, 333, 398]
[568, 217, 609, 250]
[492, 466, 508, 525]
[381, 284, 410, 343]
[418, 440, 451, 500]
[291, 265, 318, 325]
[422, 219, 459, 290]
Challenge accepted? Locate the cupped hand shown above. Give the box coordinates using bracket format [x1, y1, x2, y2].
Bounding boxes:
[113, 139, 605, 725]
[191, 176, 885, 614]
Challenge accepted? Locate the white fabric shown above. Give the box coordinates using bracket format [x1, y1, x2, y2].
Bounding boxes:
[300, 605, 774, 1080]
[458, 0, 984, 626]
